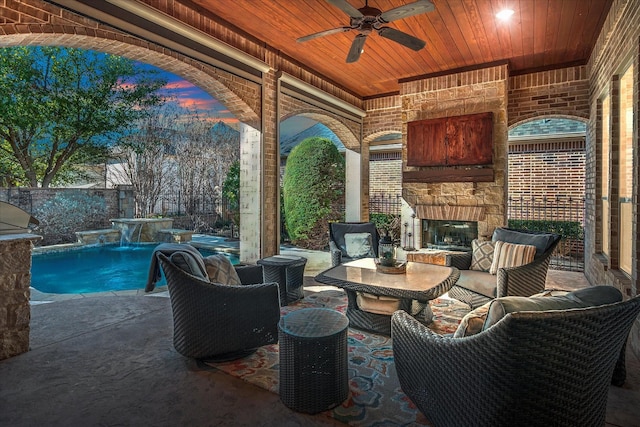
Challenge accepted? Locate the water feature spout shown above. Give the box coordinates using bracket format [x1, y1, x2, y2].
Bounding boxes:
[119, 222, 141, 247]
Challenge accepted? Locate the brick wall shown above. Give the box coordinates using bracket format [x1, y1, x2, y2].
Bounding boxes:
[508, 66, 590, 126]
[585, 0, 640, 357]
[369, 157, 402, 198]
[585, 0, 640, 297]
[508, 141, 586, 203]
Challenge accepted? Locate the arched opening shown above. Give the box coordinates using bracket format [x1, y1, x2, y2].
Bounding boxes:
[0, 35, 266, 262]
[507, 117, 587, 271]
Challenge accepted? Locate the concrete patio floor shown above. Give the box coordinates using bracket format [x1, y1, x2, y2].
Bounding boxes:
[2, 269, 639, 426]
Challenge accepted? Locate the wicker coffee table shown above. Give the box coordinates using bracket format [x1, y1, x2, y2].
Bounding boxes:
[315, 257, 460, 335]
[278, 308, 349, 414]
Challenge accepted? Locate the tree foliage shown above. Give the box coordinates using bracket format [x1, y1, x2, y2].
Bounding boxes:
[222, 160, 240, 227]
[283, 137, 344, 249]
[0, 46, 167, 187]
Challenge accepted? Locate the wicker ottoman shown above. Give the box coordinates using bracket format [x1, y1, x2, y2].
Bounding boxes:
[278, 308, 349, 414]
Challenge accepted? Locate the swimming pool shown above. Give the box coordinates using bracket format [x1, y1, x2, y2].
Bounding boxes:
[31, 244, 238, 294]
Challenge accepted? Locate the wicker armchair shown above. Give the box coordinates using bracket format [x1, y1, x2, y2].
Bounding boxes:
[329, 222, 380, 266]
[391, 295, 640, 427]
[447, 228, 562, 309]
[156, 252, 281, 361]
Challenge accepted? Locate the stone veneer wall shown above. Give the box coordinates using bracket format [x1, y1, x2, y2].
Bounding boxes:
[400, 63, 510, 240]
[0, 234, 41, 360]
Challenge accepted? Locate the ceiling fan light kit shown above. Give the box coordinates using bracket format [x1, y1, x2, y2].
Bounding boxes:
[297, 0, 434, 63]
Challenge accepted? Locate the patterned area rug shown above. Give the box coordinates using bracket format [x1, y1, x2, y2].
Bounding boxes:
[205, 286, 470, 426]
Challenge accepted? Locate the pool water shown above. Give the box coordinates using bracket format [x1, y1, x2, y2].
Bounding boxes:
[31, 244, 238, 294]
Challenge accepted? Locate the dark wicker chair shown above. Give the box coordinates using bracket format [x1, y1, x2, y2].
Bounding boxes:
[328, 222, 380, 266]
[391, 295, 640, 427]
[447, 228, 562, 309]
[156, 252, 281, 361]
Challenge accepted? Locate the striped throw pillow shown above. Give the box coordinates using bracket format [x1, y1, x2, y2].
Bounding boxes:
[489, 241, 537, 275]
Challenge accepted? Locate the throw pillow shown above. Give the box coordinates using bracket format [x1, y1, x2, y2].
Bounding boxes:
[470, 239, 495, 272]
[489, 241, 536, 275]
[203, 254, 242, 285]
[170, 251, 208, 279]
[453, 301, 492, 338]
[343, 232, 374, 259]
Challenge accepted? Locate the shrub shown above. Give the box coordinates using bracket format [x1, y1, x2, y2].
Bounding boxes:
[283, 137, 344, 249]
[370, 213, 401, 243]
[34, 191, 107, 245]
[506, 219, 583, 239]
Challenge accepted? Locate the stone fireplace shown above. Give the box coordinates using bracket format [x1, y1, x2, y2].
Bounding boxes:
[399, 62, 509, 255]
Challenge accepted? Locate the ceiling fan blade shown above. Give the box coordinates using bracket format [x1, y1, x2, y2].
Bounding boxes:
[326, 0, 363, 18]
[378, 27, 426, 51]
[378, 0, 435, 23]
[346, 34, 367, 63]
[297, 26, 351, 43]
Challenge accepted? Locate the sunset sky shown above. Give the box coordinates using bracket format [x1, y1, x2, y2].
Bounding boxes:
[149, 64, 317, 138]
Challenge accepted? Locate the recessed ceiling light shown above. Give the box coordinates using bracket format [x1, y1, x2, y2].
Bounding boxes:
[496, 9, 514, 21]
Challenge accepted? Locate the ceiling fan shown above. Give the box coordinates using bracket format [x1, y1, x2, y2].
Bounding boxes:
[297, 0, 434, 63]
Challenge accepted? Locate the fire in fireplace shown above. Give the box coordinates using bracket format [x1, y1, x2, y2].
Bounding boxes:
[421, 220, 478, 251]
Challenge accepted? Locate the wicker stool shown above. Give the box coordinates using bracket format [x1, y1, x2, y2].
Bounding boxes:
[278, 308, 349, 414]
[257, 255, 307, 306]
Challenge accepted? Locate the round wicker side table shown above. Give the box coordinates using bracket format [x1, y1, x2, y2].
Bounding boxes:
[278, 308, 349, 414]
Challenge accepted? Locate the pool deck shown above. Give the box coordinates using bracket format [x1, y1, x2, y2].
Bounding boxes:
[12, 270, 640, 427]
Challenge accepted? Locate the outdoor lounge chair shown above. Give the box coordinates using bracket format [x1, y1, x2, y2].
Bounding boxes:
[156, 251, 280, 361]
[391, 288, 640, 427]
[328, 221, 380, 266]
[446, 227, 562, 309]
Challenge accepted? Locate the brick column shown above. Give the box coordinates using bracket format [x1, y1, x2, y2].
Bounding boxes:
[0, 234, 41, 360]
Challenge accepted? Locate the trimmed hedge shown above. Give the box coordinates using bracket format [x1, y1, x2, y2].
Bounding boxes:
[283, 137, 344, 249]
[507, 219, 583, 239]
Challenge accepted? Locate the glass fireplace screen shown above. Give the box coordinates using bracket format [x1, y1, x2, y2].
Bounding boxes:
[421, 220, 478, 251]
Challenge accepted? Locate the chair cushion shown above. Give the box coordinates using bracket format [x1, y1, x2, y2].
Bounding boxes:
[470, 239, 495, 272]
[170, 251, 208, 279]
[489, 241, 536, 274]
[343, 232, 374, 259]
[492, 227, 557, 257]
[456, 270, 498, 298]
[483, 285, 623, 331]
[203, 254, 241, 285]
[356, 292, 401, 315]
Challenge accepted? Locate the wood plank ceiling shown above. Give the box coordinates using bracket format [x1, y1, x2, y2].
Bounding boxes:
[185, 0, 612, 98]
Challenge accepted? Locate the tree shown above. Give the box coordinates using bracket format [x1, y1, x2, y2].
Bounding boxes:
[0, 46, 167, 187]
[109, 103, 180, 217]
[173, 117, 239, 217]
[222, 160, 240, 229]
[283, 137, 344, 249]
